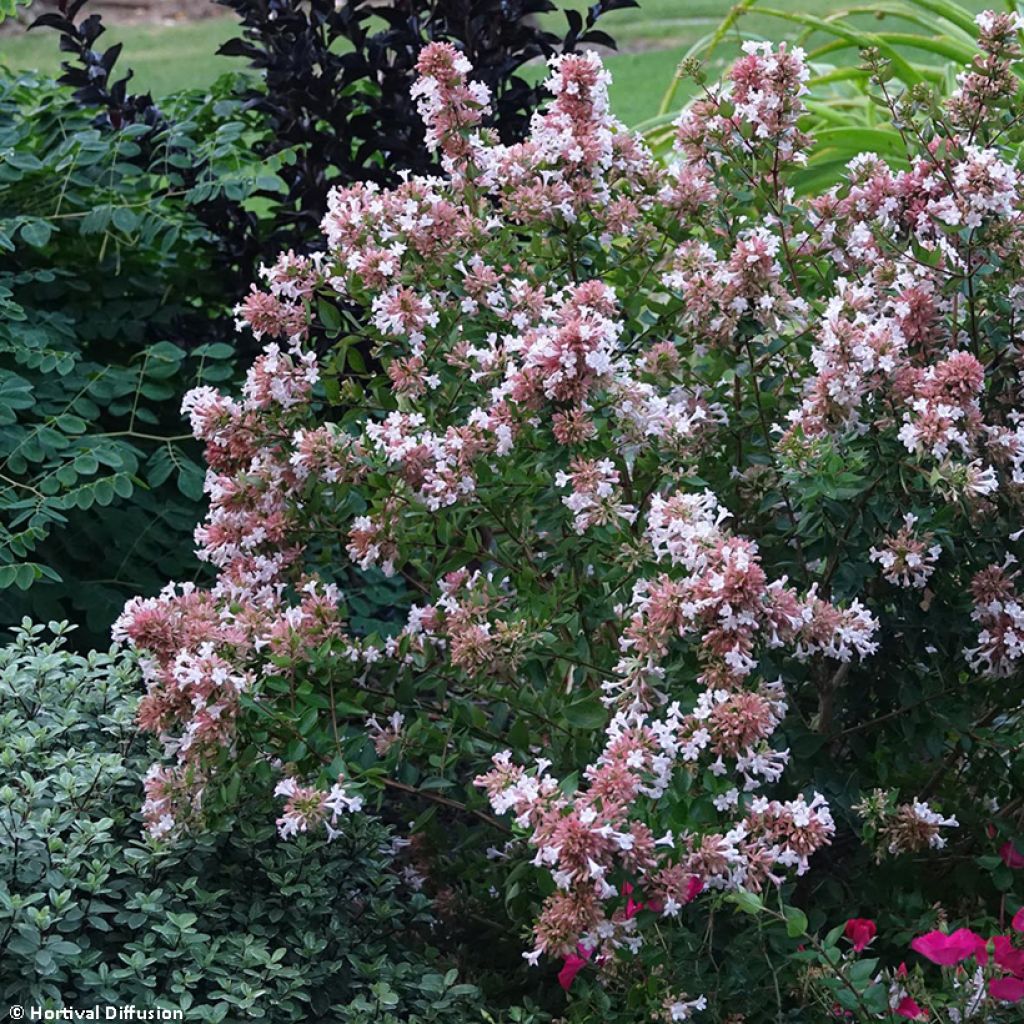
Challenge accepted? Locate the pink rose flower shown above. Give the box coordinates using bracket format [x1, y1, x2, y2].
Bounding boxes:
[989, 976, 1024, 1003]
[844, 918, 877, 952]
[557, 944, 593, 991]
[895, 996, 927, 1020]
[992, 934, 1024, 977]
[622, 881, 646, 920]
[910, 928, 986, 966]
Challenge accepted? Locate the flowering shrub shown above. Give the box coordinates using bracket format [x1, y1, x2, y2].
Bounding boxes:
[791, 906, 1024, 1020]
[8, 0, 630, 646]
[114, 15, 1024, 1020]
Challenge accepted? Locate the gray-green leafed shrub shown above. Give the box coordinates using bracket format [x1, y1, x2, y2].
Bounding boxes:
[0, 621, 483, 1022]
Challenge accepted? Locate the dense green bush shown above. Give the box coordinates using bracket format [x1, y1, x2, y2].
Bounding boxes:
[0, 621, 496, 1022]
[0, 67, 277, 641]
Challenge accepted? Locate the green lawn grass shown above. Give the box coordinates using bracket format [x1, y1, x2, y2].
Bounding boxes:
[0, 0, 992, 126]
[0, 17, 242, 98]
[0, 10, 694, 123]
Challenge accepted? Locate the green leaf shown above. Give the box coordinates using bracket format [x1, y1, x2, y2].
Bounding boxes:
[0, 562, 42, 590]
[729, 891, 764, 916]
[318, 298, 342, 336]
[785, 906, 808, 938]
[177, 462, 205, 501]
[111, 207, 139, 233]
[55, 414, 87, 434]
[563, 697, 606, 730]
[20, 220, 52, 248]
[848, 957, 879, 984]
[751, 7, 923, 84]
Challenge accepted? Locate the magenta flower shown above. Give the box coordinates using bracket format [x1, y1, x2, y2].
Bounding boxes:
[1013, 907, 1024, 934]
[843, 917, 877, 952]
[992, 935, 1024, 977]
[622, 881, 646, 920]
[894, 996, 927, 1020]
[910, 928, 986, 965]
[1000, 840, 1024, 869]
[557, 944, 593, 991]
[989, 976, 1024, 1003]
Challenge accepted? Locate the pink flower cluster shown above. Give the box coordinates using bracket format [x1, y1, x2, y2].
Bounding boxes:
[477, 734, 834, 964]
[675, 40, 810, 164]
[968, 557, 1024, 677]
[854, 789, 960, 859]
[869, 514, 942, 589]
[789, 153, 1019, 511]
[412, 42, 491, 167]
[948, 12, 1024, 127]
[474, 488, 873, 965]
[275, 773, 364, 840]
[662, 231, 805, 352]
[613, 489, 877, 706]
[556, 457, 637, 534]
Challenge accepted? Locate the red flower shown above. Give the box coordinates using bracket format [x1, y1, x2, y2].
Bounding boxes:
[622, 881, 667, 918]
[1000, 840, 1024, 869]
[622, 881, 646, 920]
[557, 945, 593, 991]
[910, 928, 986, 966]
[989, 976, 1024, 1003]
[1013, 907, 1024, 934]
[895, 996, 927, 1020]
[844, 918, 877, 952]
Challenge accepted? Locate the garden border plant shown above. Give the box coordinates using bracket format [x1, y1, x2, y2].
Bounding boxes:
[108, 9, 1024, 1020]
[0, 620, 501, 1023]
[0, 0, 634, 645]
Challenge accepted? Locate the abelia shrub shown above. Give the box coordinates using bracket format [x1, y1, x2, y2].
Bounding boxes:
[115, 14, 1024, 1019]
